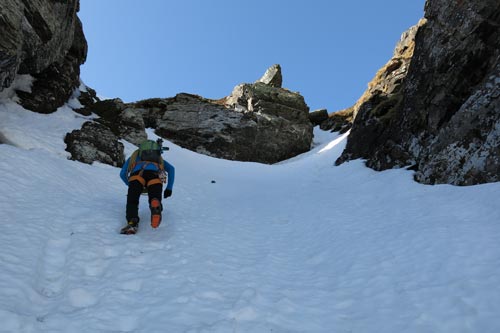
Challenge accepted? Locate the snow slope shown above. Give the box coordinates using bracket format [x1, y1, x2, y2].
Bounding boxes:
[1, 97, 500, 333]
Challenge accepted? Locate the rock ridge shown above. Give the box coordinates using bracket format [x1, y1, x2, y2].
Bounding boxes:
[335, 0, 499, 185]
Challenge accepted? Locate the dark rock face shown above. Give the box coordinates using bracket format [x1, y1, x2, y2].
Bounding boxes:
[145, 93, 256, 161]
[118, 107, 148, 146]
[65, 121, 125, 167]
[335, 21, 421, 166]
[65, 98, 131, 166]
[319, 107, 354, 133]
[82, 98, 147, 146]
[0, 0, 87, 113]
[222, 80, 313, 163]
[337, 0, 500, 185]
[75, 85, 99, 115]
[405, 0, 500, 185]
[309, 109, 329, 127]
[320, 22, 419, 135]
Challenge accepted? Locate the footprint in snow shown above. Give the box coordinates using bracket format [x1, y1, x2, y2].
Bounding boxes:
[35, 237, 71, 298]
[104, 246, 121, 258]
[231, 287, 258, 316]
[120, 279, 143, 292]
[68, 288, 97, 308]
[228, 288, 262, 322]
[83, 258, 108, 277]
[197, 291, 225, 301]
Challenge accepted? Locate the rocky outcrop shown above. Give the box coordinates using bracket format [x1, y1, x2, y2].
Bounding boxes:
[140, 93, 259, 161]
[73, 65, 313, 165]
[65, 121, 125, 167]
[80, 98, 147, 146]
[256, 64, 282, 88]
[222, 78, 312, 163]
[320, 21, 419, 134]
[309, 109, 329, 127]
[0, 0, 87, 113]
[151, 81, 312, 163]
[336, 0, 500, 185]
[75, 85, 99, 115]
[333, 21, 421, 162]
[319, 107, 354, 133]
[225, 81, 310, 123]
[138, 78, 312, 164]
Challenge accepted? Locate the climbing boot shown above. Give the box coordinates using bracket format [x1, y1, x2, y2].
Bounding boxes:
[120, 217, 139, 235]
[150, 198, 162, 228]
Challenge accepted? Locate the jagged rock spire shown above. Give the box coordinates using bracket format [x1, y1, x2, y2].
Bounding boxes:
[256, 64, 282, 88]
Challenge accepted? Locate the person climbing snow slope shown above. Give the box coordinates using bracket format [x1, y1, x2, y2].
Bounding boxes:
[119, 139, 175, 234]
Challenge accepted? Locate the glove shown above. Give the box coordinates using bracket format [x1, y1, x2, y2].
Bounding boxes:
[163, 188, 172, 199]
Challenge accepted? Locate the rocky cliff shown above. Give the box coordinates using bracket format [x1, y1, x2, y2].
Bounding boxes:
[335, 0, 499, 185]
[316, 20, 422, 135]
[0, 0, 88, 113]
[66, 65, 314, 165]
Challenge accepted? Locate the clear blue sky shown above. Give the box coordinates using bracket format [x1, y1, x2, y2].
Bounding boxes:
[79, 1, 425, 113]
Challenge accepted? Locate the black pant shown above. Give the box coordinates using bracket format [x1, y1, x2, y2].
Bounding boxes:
[126, 170, 162, 221]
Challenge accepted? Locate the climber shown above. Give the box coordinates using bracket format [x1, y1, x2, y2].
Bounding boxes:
[119, 138, 175, 234]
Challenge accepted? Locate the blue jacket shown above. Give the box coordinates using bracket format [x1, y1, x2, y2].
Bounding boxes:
[120, 153, 175, 190]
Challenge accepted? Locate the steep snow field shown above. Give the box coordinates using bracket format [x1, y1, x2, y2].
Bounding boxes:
[1, 98, 500, 332]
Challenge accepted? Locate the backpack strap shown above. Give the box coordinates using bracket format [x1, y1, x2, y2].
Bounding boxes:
[159, 156, 164, 170]
[126, 150, 166, 186]
[129, 174, 146, 187]
[128, 160, 164, 187]
[127, 150, 164, 175]
[127, 150, 140, 176]
[147, 178, 163, 187]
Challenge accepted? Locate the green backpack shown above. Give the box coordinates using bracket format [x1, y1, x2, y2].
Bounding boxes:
[126, 140, 164, 176]
[138, 140, 162, 163]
